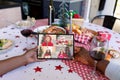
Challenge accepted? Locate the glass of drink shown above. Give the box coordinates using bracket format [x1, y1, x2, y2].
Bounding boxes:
[89, 36, 108, 76]
[21, 29, 33, 45]
[21, 29, 33, 38]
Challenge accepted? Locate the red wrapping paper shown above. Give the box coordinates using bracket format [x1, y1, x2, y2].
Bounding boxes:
[98, 31, 111, 40]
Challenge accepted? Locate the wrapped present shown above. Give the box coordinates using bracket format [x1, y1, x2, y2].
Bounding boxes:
[72, 18, 84, 27]
[74, 33, 91, 44]
[97, 31, 111, 40]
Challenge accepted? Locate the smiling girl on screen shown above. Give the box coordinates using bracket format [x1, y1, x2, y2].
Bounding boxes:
[58, 49, 68, 58]
[43, 49, 51, 58]
[41, 35, 53, 46]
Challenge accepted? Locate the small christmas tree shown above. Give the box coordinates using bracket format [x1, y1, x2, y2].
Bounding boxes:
[57, 1, 69, 27]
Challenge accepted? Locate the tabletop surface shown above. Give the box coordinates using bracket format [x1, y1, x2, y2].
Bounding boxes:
[1, 19, 120, 80]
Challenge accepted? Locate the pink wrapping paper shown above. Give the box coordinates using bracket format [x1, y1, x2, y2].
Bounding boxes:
[98, 31, 111, 40]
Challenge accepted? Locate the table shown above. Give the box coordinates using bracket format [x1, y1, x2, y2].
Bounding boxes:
[1, 19, 120, 80]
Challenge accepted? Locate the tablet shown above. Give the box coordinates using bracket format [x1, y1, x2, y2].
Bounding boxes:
[37, 33, 74, 59]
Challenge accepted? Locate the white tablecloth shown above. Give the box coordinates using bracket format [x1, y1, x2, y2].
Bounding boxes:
[0, 25, 83, 80]
[1, 21, 120, 80]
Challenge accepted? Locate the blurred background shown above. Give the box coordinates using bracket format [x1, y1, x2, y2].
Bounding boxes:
[0, 0, 119, 22]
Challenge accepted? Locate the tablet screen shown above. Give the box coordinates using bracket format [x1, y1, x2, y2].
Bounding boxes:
[37, 33, 74, 59]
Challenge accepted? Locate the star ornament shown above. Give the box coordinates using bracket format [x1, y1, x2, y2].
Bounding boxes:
[15, 45, 19, 47]
[34, 66, 42, 72]
[55, 65, 63, 71]
[68, 69, 73, 73]
[15, 35, 20, 38]
[23, 48, 28, 51]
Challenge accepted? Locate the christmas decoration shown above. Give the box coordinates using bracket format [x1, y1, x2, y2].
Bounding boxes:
[57, 1, 69, 27]
[73, 14, 81, 18]
[68, 10, 81, 18]
[68, 69, 73, 73]
[55, 65, 63, 71]
[34, 66, 42, 72]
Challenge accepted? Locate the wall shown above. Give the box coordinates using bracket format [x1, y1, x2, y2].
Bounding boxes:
[114, 0, 120, 18]
[89, 0, 100, 21]
[98, 0, 116, 15]
[84, 0, 116, 22]
[83, 0, 91, 22]
[0, 7, 22, 28]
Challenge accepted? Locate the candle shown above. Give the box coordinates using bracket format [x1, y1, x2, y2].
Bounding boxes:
[49, 5, 52, 25]
[69, 10, 73, 34]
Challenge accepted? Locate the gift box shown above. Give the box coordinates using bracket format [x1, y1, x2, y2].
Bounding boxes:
[72, 18, 84, 27]
[74, 33, 91, 44]
[97, 31, 111, 40]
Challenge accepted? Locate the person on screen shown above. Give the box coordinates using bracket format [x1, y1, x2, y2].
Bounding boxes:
[65, 47, 71, 57]
[58, 49, 68, 58]
[41, 35, 53, 46]
[43, 49, 51, 58]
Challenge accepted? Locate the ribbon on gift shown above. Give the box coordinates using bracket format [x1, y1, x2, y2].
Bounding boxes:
[74, 33, 91, 44]
[97, 31, 111, 40]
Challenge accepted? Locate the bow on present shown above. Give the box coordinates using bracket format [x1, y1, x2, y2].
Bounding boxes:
[97, 31, 111, 41]
[67, 10, 82, 18]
